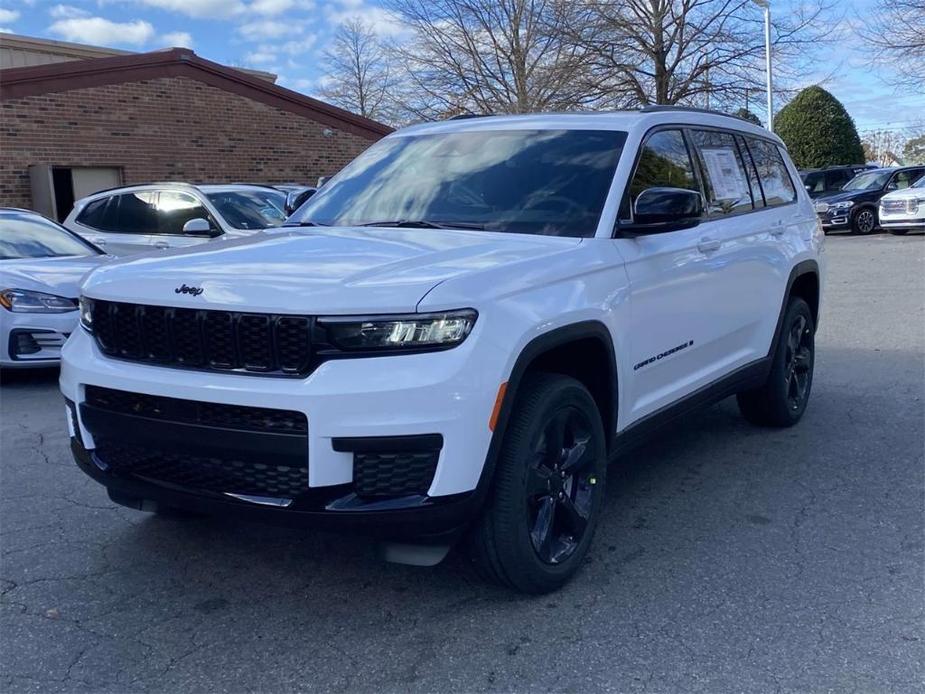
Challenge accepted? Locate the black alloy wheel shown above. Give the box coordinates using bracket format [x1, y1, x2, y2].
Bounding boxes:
[525, 406, 598, 564]
[783, 313, 813, 413]
[467, 373, 607, 593]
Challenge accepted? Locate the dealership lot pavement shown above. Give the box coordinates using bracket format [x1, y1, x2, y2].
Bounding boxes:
[2, 234, 923, 693]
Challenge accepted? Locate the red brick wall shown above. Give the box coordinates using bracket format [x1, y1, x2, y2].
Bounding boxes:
[0, 75, 380, 209]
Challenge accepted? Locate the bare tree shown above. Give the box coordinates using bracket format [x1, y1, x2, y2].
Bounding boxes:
[567, 0, 840, 112]
[862, 130, 908, 166]
[318, 18, 398, 123]
[384, 0, 598, 118]
[861, 0, 925, 88]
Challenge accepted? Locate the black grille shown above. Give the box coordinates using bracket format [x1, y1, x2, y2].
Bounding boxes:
[85, 386, 307, 434]
[89, 299, 313, 376]
[96, 442, 308, 498]
[353, 451, 439, 498]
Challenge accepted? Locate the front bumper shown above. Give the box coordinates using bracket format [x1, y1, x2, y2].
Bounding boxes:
[0, 309, 77, 367]
[60, 325, 507, 532]
[879, 217, 925, 229]
[816, 212, 851, 230]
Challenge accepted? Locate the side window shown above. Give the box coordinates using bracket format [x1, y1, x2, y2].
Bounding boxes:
[803, 172, 824, 194]
[689, 129, 754, 216]
[747, 138, 797, 206]
[735, 134, 766, 208]
[156, 192, 213, 235]
[114, 192, 159, 234]
[76, 197, 120, 231]
[826, 170, 849, 191]
[890, 170, 924, 190]
[622, 129, 700, 219]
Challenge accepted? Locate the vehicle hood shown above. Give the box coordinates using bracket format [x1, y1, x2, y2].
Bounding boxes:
[82, 228, 584, 314]
[880, 187, 925, 202]
[1, 255, 110, 297]
[815, 189, 876, 205]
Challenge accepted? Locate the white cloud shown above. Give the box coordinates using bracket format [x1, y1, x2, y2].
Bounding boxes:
[160, 31, 193, 47]
[139, 0, 245, 19]
[48, 4, 89, 19]
[0, 8, 20, 23]
[325, 4, 404, 38]
[236, 19, 299, 40]
[248, 0, 295, 15]
[279, 35, 316, 55]
[0, 26, 13, 34]
[245, 50, 276, 64]
[48, 17, 156, 46]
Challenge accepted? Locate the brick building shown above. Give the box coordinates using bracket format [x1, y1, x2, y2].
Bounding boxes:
[0, 37, 391, 219]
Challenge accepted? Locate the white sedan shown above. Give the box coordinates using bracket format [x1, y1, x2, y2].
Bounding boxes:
[879, 174, 925, 235]
[1, 208, 109, 368]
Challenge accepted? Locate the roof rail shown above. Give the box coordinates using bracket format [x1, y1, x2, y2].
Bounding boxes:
[448, 113, 492, 120]
[639, 105, 758, 123]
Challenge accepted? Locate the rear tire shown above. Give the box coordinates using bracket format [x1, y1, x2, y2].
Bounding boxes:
[737, 297, 815, 427]
[467, 373, 607, 594]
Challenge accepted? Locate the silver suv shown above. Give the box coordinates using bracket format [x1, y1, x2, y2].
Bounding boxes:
[63, 183, 288, 255]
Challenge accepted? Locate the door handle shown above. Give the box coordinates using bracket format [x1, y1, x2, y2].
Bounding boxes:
[153, 241, 169, 249]
[697, 237, 721, 253]
[770, 220, 785, 236]
[88, 237, 107, 247]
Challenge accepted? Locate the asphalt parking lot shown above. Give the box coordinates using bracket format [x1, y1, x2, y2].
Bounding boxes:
[1, 233, 923, 693]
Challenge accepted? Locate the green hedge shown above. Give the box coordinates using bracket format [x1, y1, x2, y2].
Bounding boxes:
[774, 87, 865, 169]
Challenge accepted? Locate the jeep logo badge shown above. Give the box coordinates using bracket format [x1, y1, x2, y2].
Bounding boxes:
[175, 283, 204, 296]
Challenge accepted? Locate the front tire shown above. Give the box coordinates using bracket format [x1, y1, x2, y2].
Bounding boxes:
[467, 373, 607, 594]
[851, 207, 877, 235]
[737, 297, 815, 427]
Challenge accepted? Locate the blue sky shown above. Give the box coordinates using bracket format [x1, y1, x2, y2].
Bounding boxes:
[0, 0, 921, 133]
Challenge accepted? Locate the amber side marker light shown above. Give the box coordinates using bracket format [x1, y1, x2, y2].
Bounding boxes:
[489, 382, 508, 431]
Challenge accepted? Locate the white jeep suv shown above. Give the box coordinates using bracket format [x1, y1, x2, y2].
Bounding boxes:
[61, 108, 824, 593]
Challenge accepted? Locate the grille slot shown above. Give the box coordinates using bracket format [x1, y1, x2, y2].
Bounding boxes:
[85, 386, 307, 434]
[353, 451, 439, 498]
[88, 300, 314, 377]
[96, 443, 308, 498]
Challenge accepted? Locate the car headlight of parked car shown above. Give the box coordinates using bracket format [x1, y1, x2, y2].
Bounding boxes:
[828, 201, 855, 210]
[0, 289, 78, 313]
[79, 296, 94, 332]
[319, 309, 477, 352]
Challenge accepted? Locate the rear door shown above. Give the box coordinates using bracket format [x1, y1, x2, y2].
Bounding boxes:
[71, 192, 158, 255]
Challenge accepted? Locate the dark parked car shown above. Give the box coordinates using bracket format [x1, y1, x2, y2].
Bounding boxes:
[814, 166, 925, 234]
[799, 165, 875, 199]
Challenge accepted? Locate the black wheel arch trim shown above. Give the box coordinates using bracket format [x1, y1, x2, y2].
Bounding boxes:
[471, 320, 618, 514]
[769, 260, 821, 356]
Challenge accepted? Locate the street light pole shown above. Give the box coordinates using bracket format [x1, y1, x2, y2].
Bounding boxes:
[753, 0, 773, 132]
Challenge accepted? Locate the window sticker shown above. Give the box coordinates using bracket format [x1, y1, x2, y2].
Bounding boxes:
[701, 147, 749, 202]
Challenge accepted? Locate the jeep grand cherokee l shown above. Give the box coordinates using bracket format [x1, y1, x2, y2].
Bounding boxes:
[61, 108, 824, 593]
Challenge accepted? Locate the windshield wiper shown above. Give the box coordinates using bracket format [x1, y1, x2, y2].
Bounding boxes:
[283, 220, 329, 227]
[358, 219, 485, 230]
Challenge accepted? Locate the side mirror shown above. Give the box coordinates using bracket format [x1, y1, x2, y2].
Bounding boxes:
[622, 187, 703, 235]
[182, 218, 213, 235]
[285, 189, 316, 216]
[317, 176, 331, 187]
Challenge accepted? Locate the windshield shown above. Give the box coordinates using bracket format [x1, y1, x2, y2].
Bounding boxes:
[843, 171, 891, 191]
[0, 212, 101, 260]
[290, 129, 627, 237]
[913, 174, 925, 189]
[205, 190, 287, 230]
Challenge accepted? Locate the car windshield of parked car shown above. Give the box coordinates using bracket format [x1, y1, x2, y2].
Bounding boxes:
[290, 129, 628, 237]
[912, 175, 925, 188]
[842, 171, 891, 191]
[205, 190, 288, 230]
[0, 212, 101, 260]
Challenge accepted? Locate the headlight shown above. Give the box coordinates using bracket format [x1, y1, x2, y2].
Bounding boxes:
[79, 297, 94, 332]
[0, 289, 77, 313]
[829, 201, 855, 210]
[319, 309, 477, 352]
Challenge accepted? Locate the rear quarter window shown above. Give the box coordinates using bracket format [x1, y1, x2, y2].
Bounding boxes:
[76, 197, 119, 231]
[746, 138, 797, 206]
